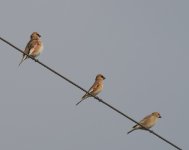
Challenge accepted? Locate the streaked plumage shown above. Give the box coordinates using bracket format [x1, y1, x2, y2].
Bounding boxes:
[127, 112, 161, 134]
[19, 32, 43, 66]
[76, 74, 105, 105]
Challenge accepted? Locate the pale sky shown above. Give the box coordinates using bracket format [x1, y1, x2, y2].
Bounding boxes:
[0, 0, 188, 150]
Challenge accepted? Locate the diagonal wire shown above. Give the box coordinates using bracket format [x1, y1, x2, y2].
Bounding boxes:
[0, 36, 182, 150]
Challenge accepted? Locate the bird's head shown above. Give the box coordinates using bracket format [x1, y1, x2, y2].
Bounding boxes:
[152, 112, 161, 118]
[31, 32, 41, 39]
[96, 74, 106, 80]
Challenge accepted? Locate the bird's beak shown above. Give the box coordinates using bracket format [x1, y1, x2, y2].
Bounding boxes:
[38, 34, 41, 37]
[103, 76, 106, 80]
[159, 115, 162, 118]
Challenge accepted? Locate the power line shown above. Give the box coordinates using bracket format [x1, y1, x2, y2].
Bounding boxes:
[0, 36, 182, 150]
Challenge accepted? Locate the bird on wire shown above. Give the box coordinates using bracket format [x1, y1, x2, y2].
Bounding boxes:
[19, 32, 43, 66]
[127, 112, 161, 134]
[76, 74, 105, 106]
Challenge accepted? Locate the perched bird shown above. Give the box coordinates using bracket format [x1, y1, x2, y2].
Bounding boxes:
[127, 112, 161, 134]
[76, 74, 106, 105]
[19, 32, 43, 66]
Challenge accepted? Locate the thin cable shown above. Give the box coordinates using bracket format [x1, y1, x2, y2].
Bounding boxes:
[0, 36, 182, 150]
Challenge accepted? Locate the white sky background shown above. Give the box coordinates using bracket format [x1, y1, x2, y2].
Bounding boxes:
[0, 0, 188, 149]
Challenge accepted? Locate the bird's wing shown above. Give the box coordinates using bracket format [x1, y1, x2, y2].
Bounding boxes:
[89, 81, 100, 93]
[28, 40, 39, 55]
[132, 114, 151, 128]
[82, 81, 99, 98]
[24, 40, 38, 56]
[139, 114, 152, 127]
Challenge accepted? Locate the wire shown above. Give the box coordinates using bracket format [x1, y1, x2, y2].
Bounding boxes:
[0, 36, 182, 150]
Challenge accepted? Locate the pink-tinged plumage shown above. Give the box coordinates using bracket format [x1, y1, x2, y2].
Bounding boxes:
[19, 32, 43, 66]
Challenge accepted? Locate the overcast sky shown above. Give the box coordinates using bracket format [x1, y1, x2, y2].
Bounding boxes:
[0, 0, 188, 150]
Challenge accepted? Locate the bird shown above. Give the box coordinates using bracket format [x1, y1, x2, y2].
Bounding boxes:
[127, 112, 161, 134]
[76, 74, 106, 105]
[19, 32, 43, 66]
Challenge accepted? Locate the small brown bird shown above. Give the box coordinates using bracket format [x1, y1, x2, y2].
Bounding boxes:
[127, 112, 161, 134]
[76, 74, 106, 105]
[19, 32, 43, 66]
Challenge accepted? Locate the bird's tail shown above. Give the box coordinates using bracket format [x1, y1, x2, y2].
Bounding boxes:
[82, 94, 89, 100]
[76, 95, 88, 106]
[18, 58, 24, 66]
[18, 56, 26, 66]
[127, 128, 136, 134]
[76, 99, 84, 106]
